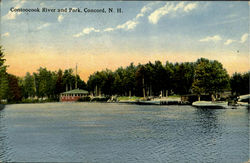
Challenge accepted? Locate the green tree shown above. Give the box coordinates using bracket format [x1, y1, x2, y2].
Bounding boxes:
[0, 46, 8, 102]
[76, 75, 87, 90]
[192, 58, 229, 100]
[123, 63, 136, 96]
[230, 72, 250, 95]
[6, 74, 22, 102]
[55, 69, 64, 95]
[34, 67, 57, 99]
[62, 69, 75, 91]
[173, 62, 194, 95]
[241, 72, 250, 95]
[87, 71, 103, 96]
[164, 61, 174, 96]
[23, 72, 36, 98]
[100, 69, 115, 96]
[113, 67, 125, 95]
[144, 62, 154, 96]
[135, 64, 146, 97]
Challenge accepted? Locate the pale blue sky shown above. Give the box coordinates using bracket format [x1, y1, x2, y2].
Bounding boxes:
[1, 1, 249, 80]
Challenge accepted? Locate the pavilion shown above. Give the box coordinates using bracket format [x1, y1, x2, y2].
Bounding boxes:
[60, 88, 89, 102]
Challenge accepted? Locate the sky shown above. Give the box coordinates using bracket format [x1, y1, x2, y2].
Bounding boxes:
[1, 1, 249, 81]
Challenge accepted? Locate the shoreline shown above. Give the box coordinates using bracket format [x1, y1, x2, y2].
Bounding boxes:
[1, 101, 248, 109]
[3, 95, 248, 109]
[0, 104, 5, 111]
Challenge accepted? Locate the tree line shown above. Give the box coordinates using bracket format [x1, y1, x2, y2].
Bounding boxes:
[0, 46, 87, 103]
[20, 68, 87, 100]
[0, 46, 249, 103]
[87, 59, 249, 99]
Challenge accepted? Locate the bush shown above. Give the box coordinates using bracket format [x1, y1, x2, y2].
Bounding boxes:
[21, 98, 39, 103]
[21, 98, 57, 103]
[91, 97, 109, 102]
[78, 96, 91, 102]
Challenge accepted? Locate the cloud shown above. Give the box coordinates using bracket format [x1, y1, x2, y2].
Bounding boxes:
[207, 33, 248, 45]
[148, 3, 174, 24]
[37, 23, 50, 30]
[40, 2, 45, 7]
[115, 2, 155, 30]
[58, 15, 64, 23]
[73, 33, 83, 38]
[104, 28, 115, 32]
[3, 10, 22, 20]
[184, 3, 198, 12]
[2, 32, 10, 37]
[141, 5, 152, 13]
[83, 27, 100, 34]
[3, 0, 26, 20]
[240, 33, 248, 43]
[73, 27, 100, 37]
[73, 2, 156, 38]
[116, 20, 139, 31]
[174, 2, 185, 11]
[199, 35, 222, 42]
[148, 2, 198, 24]
[13, 0, 26, 3]
[136, 4, 153, 19]
[224, 39, 235, 45]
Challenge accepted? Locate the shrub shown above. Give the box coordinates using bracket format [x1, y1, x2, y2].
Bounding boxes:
[78, 96, 91, 102]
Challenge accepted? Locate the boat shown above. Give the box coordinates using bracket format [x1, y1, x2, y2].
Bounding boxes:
[192, 101, 228, 109]
[136, 100, 161, 105]
[237, 94, 250, 108]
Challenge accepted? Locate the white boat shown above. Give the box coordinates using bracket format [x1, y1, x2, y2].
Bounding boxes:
[237, 102, 249, 107]
[192, 101, 228, 109]
[238, 94, 250, 101]
[237, 94, 250, 107]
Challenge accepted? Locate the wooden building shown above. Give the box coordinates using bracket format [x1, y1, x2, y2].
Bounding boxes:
[60, 89, 89, 102]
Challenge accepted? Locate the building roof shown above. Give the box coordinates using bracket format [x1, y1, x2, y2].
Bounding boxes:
[61, 89, 88, 94]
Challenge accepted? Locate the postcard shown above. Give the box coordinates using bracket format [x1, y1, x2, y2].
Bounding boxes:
[0, 1, 249, 162]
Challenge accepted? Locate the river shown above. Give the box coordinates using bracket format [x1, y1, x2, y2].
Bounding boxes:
[0, 103, 249, 162]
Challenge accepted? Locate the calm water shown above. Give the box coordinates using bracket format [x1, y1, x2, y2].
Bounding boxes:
[0, 103, 249, 162]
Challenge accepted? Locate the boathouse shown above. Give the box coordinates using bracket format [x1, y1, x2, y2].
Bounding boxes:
[60, 88, 89, 102]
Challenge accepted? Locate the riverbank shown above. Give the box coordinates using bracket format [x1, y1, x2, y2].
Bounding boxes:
[117, 96, 183, 105]
[3, 95, 248, 109]
[0, 104, 5, 111]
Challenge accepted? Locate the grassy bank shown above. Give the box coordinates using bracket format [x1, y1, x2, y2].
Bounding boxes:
[117, 95, 181, 101]
[117, 96, 141, 101]
[3, 95, 182, 104]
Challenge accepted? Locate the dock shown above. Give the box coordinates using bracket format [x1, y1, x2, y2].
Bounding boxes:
[118, 97, 184, 105]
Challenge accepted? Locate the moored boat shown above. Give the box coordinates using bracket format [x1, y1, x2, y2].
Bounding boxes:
[237, 94, 250, 108]
[192, 101, 228, 109]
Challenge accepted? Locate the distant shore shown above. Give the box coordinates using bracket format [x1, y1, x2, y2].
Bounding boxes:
[2, 95, 248, 109]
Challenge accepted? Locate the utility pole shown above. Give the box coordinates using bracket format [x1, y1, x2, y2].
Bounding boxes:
[142, 76, 145, 98]
[75, 63, 78, 89]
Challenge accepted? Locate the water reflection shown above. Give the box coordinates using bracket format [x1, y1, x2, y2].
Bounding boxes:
[194, 109, 221, 133]
[0, 103, 248, 162]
